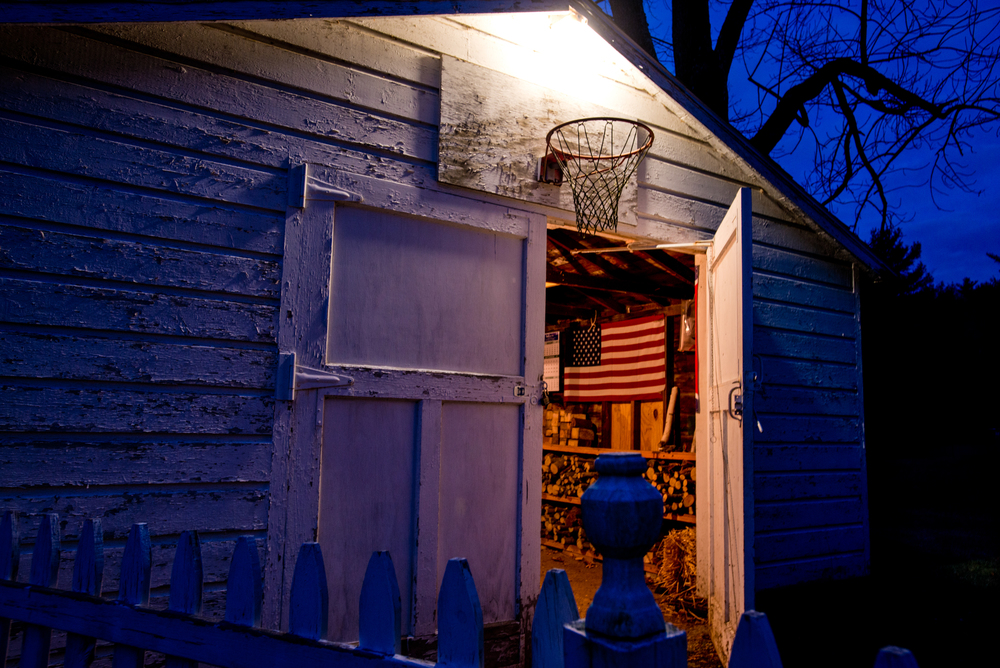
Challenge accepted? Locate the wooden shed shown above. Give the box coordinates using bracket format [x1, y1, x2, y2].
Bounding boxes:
[0, 1, 885, 663]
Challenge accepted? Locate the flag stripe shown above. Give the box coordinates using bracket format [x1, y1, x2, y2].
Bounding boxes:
[563, 315, 666, 402]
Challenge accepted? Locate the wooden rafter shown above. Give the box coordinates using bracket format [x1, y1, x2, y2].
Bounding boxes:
[546, 267, 693, 300]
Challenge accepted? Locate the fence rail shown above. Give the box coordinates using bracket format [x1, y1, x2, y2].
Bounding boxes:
[2, 452, 921, 668]
[0, 511, 480, 668]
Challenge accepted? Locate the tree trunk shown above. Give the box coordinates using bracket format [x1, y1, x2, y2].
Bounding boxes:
[607, 0, 657, 58]
[672, 0, 728, 119]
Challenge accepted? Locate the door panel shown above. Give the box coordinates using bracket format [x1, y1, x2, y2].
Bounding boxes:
[268, 168, 546, 641]
[706, 188, 754, 659]
[318, 398, 418, 640]
[438, 401, 521, 623]
[327, 206, 525, 375]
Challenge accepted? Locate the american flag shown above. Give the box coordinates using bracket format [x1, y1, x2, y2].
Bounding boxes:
[563, 315, 666, 402]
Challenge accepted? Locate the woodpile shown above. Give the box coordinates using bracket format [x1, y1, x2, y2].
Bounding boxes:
[543, 403, 602, 447]
[540, 503, 590, 553]
[645, 459, 696, 518]
[542, 452, 597, 497]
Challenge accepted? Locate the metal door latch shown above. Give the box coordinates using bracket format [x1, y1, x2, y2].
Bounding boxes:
[728, 384, 743, 421]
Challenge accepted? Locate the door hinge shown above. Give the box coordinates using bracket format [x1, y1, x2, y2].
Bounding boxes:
[288, 164, 363, 208]
[276, 352, 354, 400]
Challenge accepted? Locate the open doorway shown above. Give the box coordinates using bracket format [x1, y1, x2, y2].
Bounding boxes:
[540, 223, 703, 616]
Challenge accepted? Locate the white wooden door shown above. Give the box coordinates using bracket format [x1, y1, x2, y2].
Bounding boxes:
[265, 166, 546, 641]
[705, 188, 754, 658]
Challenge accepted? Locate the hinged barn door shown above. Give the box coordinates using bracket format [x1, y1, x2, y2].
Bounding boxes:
[265, 167, 546, 641]
[706, 188, 754, 659]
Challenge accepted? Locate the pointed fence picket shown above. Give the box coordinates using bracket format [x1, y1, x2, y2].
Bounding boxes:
[0, 511, 485, 668]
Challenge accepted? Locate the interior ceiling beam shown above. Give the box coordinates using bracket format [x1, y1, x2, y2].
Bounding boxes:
[549, 229, 644, 285]
[546, 267, 693, 300]
[634, 250, 695, 285]
[546, 303, 597, 319]
[547, 232, 594, 276]
[568, 287, 627, 314]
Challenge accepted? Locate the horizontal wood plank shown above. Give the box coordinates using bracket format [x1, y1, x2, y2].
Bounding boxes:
[0, 170, 284, 254]
[755, 552, 868, 591]
[0, 385, 273, 434]
[227, 20, 441, 88]
[754, 415, 861, 444]
[755, 498, 864, 533]
[0, 119, 286, 212]
[753, 329, 858, 365]
[0, 278, 277, 342]
[754, 444, 864, 472]
[755, 525, 866, 563]
[755, 386, 860, 417]
[0, 441, 271, 487]
[0, 51, 436, 164]
[751, 216, 840, 257]
[755, 471, 864, 502]
[752, 273, 856, 313]
[89, 23, 439, 125]
[0, 332, 276, 388]
[754, 357, 858, 390]
[0, 225, 280, 299]
[636, 189, 722, 235]
[753, 301, 857, 338]
[2, 489, 268, 542]
[752, 245, 853, 288]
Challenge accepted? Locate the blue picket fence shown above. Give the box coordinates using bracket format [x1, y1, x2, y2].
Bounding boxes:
[1, 453, 919, 668]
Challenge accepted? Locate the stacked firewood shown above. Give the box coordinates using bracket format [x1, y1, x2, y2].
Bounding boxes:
[543, 403, 602, 447]
[541, 452, 598, 498]
[540, 503, 589, 551]
[646, 459, 696, 517]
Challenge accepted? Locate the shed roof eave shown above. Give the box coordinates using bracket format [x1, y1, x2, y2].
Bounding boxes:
[0, 0, 572, 24]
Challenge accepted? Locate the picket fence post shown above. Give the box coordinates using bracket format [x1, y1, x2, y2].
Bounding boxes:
[226, 536, 263, 628]
[728, 611, 782, 668]
[289, 542, 328, 640]
[359, 551, 402, 655]
[437, 558, 484, 668]
[0, 511, 19, 666]
[562, 452, 687, 668]
[165, 530, 202, 668]
[21, 513, 60, 668]
[531, 569, 578, 668]
[113, 523, 151, 668]
[64, 519, 104, 668]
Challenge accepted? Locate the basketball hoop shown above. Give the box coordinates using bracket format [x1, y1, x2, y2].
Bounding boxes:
[539, 117, 654, 235]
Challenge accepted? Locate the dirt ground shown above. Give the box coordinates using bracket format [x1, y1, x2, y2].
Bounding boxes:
[540, 547, 722, 668]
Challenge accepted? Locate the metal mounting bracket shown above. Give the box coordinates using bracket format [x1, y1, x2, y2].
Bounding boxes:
[276, 352, 354, 401]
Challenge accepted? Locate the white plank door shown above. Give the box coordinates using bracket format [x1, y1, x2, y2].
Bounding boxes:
[265, 166, 546, 643]
[705, 188, 754, 659]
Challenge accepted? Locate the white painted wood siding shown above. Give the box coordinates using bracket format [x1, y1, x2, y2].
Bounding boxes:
[0, 19, 443, 635]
